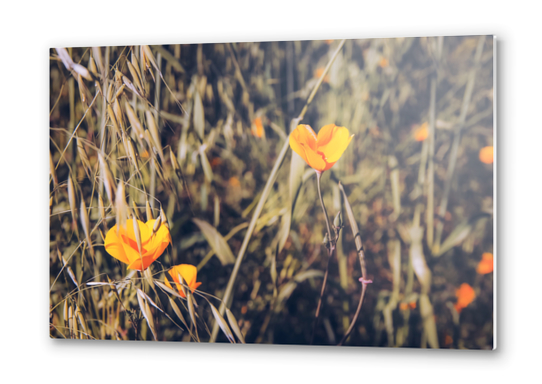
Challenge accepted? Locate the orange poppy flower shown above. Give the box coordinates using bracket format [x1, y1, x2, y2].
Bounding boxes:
[479, 146, 494, 164]
[413, 122, 429, 141]
[379, 57, 389, 68]
[104, 218, 171, 271]
[476, 252, 494, 275]
[252, 117, 264, 138]
[165, 264, 202, 298]
[289, 124, 354, 172]
[454, 283, 476, 313]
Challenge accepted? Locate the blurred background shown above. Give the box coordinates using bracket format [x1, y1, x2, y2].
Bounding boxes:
[49, 35, 494, 348]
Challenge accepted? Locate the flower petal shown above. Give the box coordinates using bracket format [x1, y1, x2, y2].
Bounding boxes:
[127, 254, 155, 271]
[292, 124, 317, 150]
[104, 225, 129, 264]
[302, 144, 326, 171]
[178, 264, 198, 287]
[289, 133, 309, 164]
[322, 160, 337, 172]
[316, 124, 338, 147]
[125, 219, 152, 245]
[319, 127, 353, 163]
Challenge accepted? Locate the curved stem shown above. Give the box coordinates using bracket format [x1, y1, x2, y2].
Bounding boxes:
[311, 171, 336, 344]
[337, 181, 370, 346]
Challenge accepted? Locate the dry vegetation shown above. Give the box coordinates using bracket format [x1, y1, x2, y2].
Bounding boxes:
[49, 36, 494, 348]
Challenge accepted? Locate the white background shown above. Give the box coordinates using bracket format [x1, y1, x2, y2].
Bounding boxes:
[1, 1, 540, 382]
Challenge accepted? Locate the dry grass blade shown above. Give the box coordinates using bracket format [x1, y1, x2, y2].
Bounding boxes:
[49, 151, 57, 186]
[145, 199, 153, 221]
[192, 218, 236, 265]
[136, 289, 157, 341]
[145, 111, 164, 162]
[80, 199, 94, 256]
[277, 150, 305, 253]
[152, 45, 186, 73]
[155, 280, 184, 299]
[98, 152, 115, 204]
[98, 194, 107, 229]
[168, 297, 188, 329]
[419, 294, 439, 348]
[56, 48, 74, 71]
[76, 137, 91, 177]
[225, 308, 245, 343]
[199, 148, 214, 183]
[67, 174, 77, 230]
[107, 104, 120, 137]
[210, 303, 235, 343]
[124, 101, 144, 138]
[193, 91, 205, 140]
[186, 291, 199, 342]
[127, 61, 145, 97]
[75, 306, 88, 338]
[115, 181, 127, 230]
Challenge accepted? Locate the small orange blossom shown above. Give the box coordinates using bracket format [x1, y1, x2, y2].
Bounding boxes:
[476, 252, 494, 275]
[252, 117, 264, 138]
[289, 124, 353, 172]
[454, 283, 475, 313]
[104, 218, 171, 271]
[165, 264, 202, 298]
[413, 122, 429, 141]
[399, 301, 417, 311]
[479, 146, 494, 164]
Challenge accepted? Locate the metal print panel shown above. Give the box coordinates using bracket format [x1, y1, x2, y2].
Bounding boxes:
[49, 36, 495, 349]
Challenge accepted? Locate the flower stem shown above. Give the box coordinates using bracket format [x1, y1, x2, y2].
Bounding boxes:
[316, 171, 333, 242]
[311, 171, 336, 344]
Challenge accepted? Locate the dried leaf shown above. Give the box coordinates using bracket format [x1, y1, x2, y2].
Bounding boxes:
[225, 308, 245, 343]
[210, 303, 235, 343]
[192, 218, 235, 265]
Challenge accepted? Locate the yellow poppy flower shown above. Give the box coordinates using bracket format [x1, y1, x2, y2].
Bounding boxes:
[289, 124, 354, 172]
[165, 264, 202, 298]
[104, 218, 171, 271]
